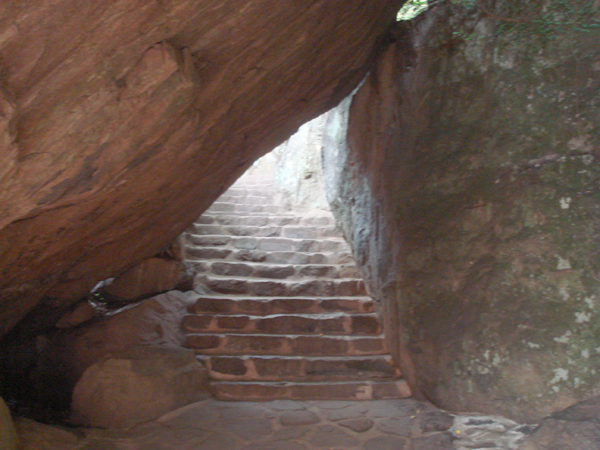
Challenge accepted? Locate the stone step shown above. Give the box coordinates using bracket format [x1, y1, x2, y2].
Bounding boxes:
[205, 202, 284, 215]
[190, 296, 376, 316]
[197, 214, 300, 227]
[194, 275, 367, 297]
[192, 261, 360, 280]
[221, 188, 276, 198]
[192, 224, 340, 239]
[197, 355, 399, 381]
[183, 313, 381, 336]
[186, 334, 387, 356]
[188, 235, 351, 253]
[197, 214, 333, 227]
[233, 179, 274, 186]
[209, 379, 412, 401]
[216, 195, 275, 205]
[185, 248, 355, 265]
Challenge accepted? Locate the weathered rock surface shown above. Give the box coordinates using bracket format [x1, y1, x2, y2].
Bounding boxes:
[323, 1, 600, 421]
[103, 257, 187, 301]
[0, 396, 18, 450]
[71, 346, 208, 428]
[518, 396, 600, 450]
[26, 291, 199, 409]
[55, 300, 99, 329]
[272, 113, 332, 213]
[0, 0, 402, 337]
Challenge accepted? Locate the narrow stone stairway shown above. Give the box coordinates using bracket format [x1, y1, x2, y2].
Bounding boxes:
[182, 172, 411, 401]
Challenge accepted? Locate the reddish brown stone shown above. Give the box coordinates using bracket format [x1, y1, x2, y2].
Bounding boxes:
[187, 248, 233, 260]
[192, 297, 233, 314]
[252, 281, 288, 297]
[271, 299, 316, 314]
[216, 315, 251, 331]
[352, 338, 386, 355]
[103, 258, 186, 301]
[292, 336, 348, 356]
[255, 266, 296, 280]
[182, 315, 214, 332]
[256, 316, 318, 335]
[209, 357, 249, 377]
[206, 278, 250, 295]
[211, 263, 254, 277]
[223, 335, 287, 355]
[350, 316, 381, 335]
[299, 266, 334, 278]
[254, 357, 304, 379]
[319, 317, 348, 334]
[185, 334, 221, 351]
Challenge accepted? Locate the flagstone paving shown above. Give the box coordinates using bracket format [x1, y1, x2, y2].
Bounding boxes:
[16, 399, 537, 450]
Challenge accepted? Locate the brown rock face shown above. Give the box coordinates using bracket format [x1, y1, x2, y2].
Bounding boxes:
[27, 291, 198, 409]
[70, 347, 209, 429]
[103, 257, 187, 301]
[324, 2, 600, 421]
[0, 0, 403, 336]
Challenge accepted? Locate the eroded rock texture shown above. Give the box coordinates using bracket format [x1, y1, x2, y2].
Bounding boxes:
[0, 0, 402, 337]
[324, 1, 600, 422]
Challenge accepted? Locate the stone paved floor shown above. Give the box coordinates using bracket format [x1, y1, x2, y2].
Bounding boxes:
[16, 399, 537, 450]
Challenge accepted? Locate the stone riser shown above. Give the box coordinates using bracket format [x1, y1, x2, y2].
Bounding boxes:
[190, 296, 375, 316]
[206, 202, 284, 215]
[186, 334, 387, 356]
[193, 224, 340, 240]
[182, 313, 381, 336]
[210, 379, 412, 401]
[195, 275, 367, 297]
[198, 355, 399, 382]
[188, 235, 351, 253]
[186, 248, 355, 265]
[192, 261, 360, 280]
[216, 195, 275, 205]
[198, 214, 333, 227]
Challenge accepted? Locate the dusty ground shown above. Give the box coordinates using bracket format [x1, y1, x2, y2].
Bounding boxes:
[15, 398, 536, 450]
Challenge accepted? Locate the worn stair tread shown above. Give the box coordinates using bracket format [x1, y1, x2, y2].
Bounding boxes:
[197, 354, 400, 382]
[197, 354, 395, 361]
[192, 261, 361, 281]
[182, 312, 381, 336]
[186, 249, 356, 266]
[189, 234, 347, 243]
[186, 332, 386, 339]
[195, 274, 364, 283]
[189, 296, 376, 315]
[194, 275, 367, 297]
[186, 333, 387, 356]
[191, 295, 373, 300]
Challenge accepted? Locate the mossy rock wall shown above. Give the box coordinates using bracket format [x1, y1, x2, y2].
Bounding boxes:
[324, 0, 600, 421]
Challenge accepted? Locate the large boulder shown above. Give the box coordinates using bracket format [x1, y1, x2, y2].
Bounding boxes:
[518, 396, 600, 450]
[324, 1, 600, 421]
[70, 346, 208, 428]
[0, 0, 403, 337]
[28, 291, 204, 410]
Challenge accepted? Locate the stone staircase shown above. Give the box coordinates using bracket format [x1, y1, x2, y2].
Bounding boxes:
[182, 173, 411, 401]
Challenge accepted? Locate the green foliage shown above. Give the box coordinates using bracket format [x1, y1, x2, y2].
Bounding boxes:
[397, 0, 429, 21]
